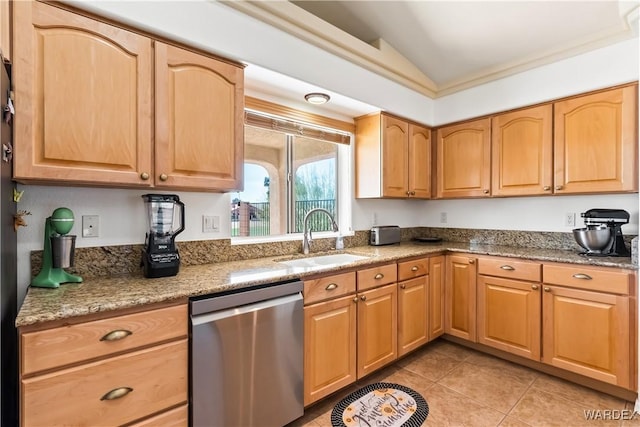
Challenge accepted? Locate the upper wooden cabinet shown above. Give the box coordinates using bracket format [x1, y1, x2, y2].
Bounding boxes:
[554, 85, 638, 194]
[492, 105, 553, 196]
[355, 113, 431, 199]
[13, 1, 153, 186]
[436, 118, 491, 198]
[154, 42, 243, 191]
[13, 1, 244, 191]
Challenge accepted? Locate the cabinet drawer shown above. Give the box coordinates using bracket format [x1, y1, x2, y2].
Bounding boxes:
[357, 263, 397, 291]
[304, 272, 356, 305]
[398, 258, 429, 281]
[129, 404, 188, 427]
[21, 304, 187, 375]
[22, 339, 188, 427]
[543, 264, 632, 295]
[478, 257, 541, 282]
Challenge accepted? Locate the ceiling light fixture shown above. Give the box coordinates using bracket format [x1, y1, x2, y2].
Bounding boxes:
[304, 92, 330, 105]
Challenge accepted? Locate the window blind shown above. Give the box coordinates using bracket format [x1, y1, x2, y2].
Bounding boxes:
[244, 110, 351, 145]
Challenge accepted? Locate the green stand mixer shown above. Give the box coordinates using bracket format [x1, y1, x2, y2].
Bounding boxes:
[31, 207, 83, 288]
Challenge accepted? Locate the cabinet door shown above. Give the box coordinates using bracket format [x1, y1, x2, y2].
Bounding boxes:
[0, 0, 9, 61]
[542, 286, 630, 388]
[445, 255, 477, 341]
[381, 115, 409, 197]
[477, 275, 541, 360]
[492, 105, 553, 196]
[13, 1, 153, 186]
[155, 42, 244, 191]
[554, 85, 638, 194]
[397, 277, 428, 357]
[436, 118, 491, 198]
[408, 123, 431, 198]
[429, 255, 445, 340]
[357, 283, 397, 378]
[304, 295, 357, 406]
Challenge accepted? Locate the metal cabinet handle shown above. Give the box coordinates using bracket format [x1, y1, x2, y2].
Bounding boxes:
[483, 189, 489, 194]
[360, 295, 367, 301]
[555, 185, 563, 190]
[406, 191, 411, 196]
[325, 283, 338, 291]
[543, 287, 551, 292]
[411, 266, 419, 272]
[500, 265, 515, 271]
[159, 173, 169, 181]
[400, 284, 406, 289]
[100, 387, 133, 401]
[410, 191, 416, 196]
[100, 329, 132, 342]
[468, 259, 475, 264]
[140, 172, 150, 180]
[531, 284, 539, 290]
[572, 273, 592, 280]
[543, 186, 550, 191]
[374, 273, 384, 280]
[353, 297, 358, 303]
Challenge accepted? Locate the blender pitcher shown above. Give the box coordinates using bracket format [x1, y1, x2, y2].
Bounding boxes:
[141, 194, 185, 278]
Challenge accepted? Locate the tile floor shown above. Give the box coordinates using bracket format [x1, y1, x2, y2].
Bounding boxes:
[289, 339, 639, 427]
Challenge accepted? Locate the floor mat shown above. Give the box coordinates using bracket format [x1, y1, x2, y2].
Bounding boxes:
[331, 382, 429, 426]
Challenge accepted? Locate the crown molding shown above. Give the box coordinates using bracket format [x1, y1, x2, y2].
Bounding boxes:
[223, 1, 638, 99]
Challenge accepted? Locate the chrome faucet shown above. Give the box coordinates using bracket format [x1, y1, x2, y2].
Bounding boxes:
[302, 208, 339, 255]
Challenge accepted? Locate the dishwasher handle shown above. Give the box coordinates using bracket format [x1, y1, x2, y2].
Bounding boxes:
[191, 292, 302, 326]
[190, 279, 303, 316]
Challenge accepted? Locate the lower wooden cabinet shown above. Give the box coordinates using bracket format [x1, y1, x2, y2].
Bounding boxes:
[397, 276, 429, 357]
[303, 293, 357, 406]
[542, 284, 631, 389]
[445, 254, 477, 341]
[357, 283, 398, 377]
[429, 256, 445, 340]
[19, 303, 189, 427]
[474, 257, 635, 390]
[477, 257, 542, 360]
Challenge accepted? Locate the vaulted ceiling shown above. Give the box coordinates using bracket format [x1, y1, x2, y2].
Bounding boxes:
[231, 1, 639, 98]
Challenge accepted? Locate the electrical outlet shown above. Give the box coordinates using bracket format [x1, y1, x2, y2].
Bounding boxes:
[440, 212, 447, 223]
[565, 212, 576, 227]
[202, 215, 220, 233]
[82, 215, 99, 238]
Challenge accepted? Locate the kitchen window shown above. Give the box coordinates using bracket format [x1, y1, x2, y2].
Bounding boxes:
[232, 102, 352, 240]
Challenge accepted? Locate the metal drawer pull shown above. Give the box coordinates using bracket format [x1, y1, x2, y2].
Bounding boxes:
[572, 273, 592, 280]
[411, 266, 419, 271]
[353, 297, 358, 303]
[400, 284, 406, 289]
[543, 287, 551, 292]
[531, 284, 539, 290]
[100, 387, 133, 401]
[500, 265, 515, 271]
[325, 283, 338, 291]
[374, 273, 384, 280]
[360, 295, 367, 301]
[100, 329, 132, 342]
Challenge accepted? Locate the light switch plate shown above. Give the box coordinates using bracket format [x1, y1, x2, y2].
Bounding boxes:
[203, 215, 220, 233]
[82, 215, 99, 238]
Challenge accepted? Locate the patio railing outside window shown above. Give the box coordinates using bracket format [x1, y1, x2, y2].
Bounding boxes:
[231, 199, 335, 237]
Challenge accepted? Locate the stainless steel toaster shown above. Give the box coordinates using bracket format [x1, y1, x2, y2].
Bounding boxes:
[370, 225, 401, 246]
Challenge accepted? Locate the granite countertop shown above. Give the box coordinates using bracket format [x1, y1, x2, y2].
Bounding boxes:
[16, 242, 637, 327]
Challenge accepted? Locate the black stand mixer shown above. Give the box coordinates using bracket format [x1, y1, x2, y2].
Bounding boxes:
[573, 208, 630, 257]
[141, 194, 185, 278]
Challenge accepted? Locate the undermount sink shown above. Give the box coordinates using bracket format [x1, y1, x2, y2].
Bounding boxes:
[277, 253, 370, 268]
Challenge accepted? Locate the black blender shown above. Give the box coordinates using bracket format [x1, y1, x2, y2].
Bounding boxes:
[141, 194, 185, 278]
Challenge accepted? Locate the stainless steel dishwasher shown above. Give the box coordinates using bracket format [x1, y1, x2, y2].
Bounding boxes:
[190, 279, 304, 427]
